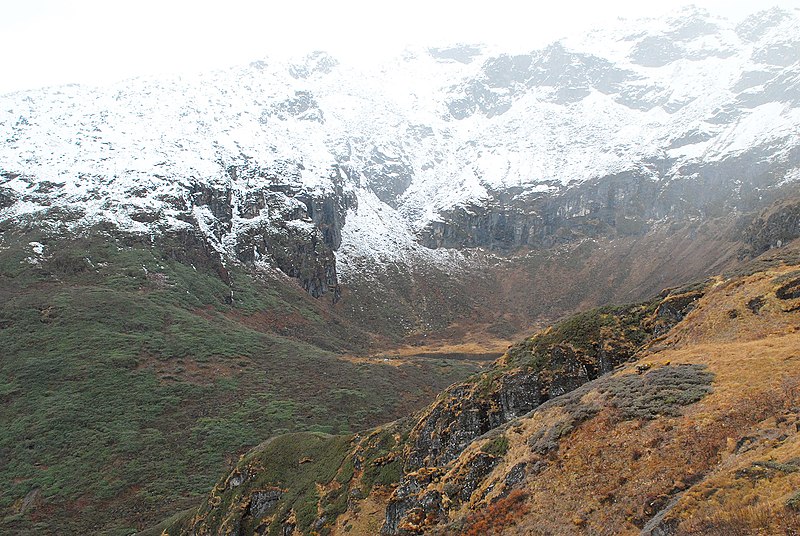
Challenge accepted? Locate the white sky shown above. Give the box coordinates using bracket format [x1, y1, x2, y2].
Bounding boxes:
[0, 0, 798, 94]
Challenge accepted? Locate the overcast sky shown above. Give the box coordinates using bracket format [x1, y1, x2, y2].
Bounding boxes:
[1, 0, 798, 93]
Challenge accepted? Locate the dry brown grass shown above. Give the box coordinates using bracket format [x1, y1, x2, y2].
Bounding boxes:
[678, 503, 800, 535]
[338, 337, 509, 367]
[458, 490, 530, 536]
[333, 488, 393, 535]
[464, 265, 800, 535]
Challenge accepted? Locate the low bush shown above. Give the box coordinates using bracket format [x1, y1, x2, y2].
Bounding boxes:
[787, 490, 800, 512]
[600, 364, 714, 420]
[481, 435, 510, 457]
[458, 489, 529, 536]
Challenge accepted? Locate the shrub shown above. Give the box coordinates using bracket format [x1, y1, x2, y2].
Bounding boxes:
[458, 489, 529, 536]
[481, 435, 510, 457]
[787, 491, 800, 512]
[746, 296, 765, 314]
[775, 275, 800, 300]
[527, 385, 600, 455]
[736, 459, 800, 480]
[600, 364, 713, 420]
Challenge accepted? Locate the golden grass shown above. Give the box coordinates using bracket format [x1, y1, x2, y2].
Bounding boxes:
[337, 337, 511, 367]
[449, 265, 800, 535]
[333, 488, 393, 536]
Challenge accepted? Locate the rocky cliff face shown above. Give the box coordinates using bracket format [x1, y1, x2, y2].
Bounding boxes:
[421, 143, 800, 251]
[188, 165, 355, 298]
[744, 199, 800, 257]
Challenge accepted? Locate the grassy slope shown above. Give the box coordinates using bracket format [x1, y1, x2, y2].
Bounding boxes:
[161, 418, 417, 536]
[441, 262, 800, 535]
[0, 228, 482, 535]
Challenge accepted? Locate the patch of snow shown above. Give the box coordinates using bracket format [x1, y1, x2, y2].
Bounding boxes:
[24, 241, 45, 264]
[29, 241, 44, 255]
[713, 102, 797, 156]
[779, 167, 800, 186]
[336, 188, 466, 279]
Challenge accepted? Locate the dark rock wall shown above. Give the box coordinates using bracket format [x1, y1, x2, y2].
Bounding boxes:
[187, 166, 355, 299]
[744, 200, 800, 257]
[419, 148, 800, 251]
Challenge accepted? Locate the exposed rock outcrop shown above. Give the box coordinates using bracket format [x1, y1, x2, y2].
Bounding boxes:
[420, 147, 800, 251]
[186, 166, 355, 299]
[0, 186, 18, 210]
[744, 199, 800, 257]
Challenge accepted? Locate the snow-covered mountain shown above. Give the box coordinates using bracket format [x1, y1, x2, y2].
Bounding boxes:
[1, 6, 799, 297]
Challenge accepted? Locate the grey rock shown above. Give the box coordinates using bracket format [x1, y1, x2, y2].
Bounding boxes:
[630, 36, 683, 67]
[453, 452, 500, 503]
[736, 8, 793, 42]
[264, 90, 325, 123]
[362, 148, 414, 208]
[743, 201, 800, 257]
[382, 469, 445, 535]
[185, 164, 356, 299]
[752, 39, 800, 67]
[0, 186, 19, 209]
[428, 45, 484, 64]
[247, 489, 283, 518]
[288, 51, 339, 79]
[504, 462, 528, 488]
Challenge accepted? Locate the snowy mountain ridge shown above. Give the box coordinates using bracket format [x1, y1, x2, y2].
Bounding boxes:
[1, 6, 799, 295]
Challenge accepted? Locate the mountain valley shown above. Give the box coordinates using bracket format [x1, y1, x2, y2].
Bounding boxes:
[1, 5, 800, 535]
